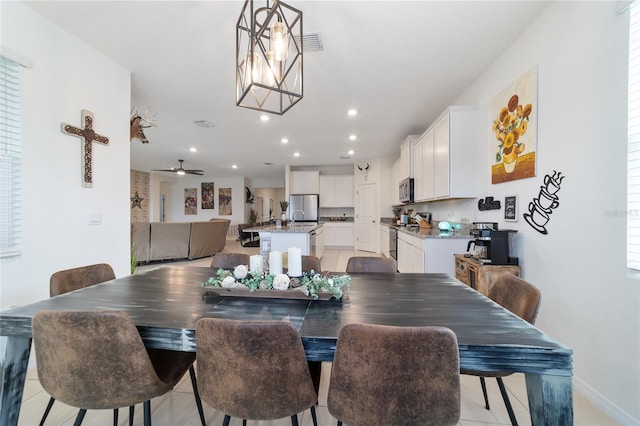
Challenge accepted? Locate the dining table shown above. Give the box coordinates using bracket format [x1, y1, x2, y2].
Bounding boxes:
[0, 266, 573, 426]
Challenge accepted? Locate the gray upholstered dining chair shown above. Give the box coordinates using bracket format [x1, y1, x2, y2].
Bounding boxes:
[49, 263, 115, 297]
[210, 252, 250, 270]
[302, 255, 322, 273]
[345, 256, 397, 273]
[196, 318, 318, 426]
[327, 323, 460, 426]
[41, 263, 118, 424]
[462, 274, 541, 426]
[32, 310, 205, 426]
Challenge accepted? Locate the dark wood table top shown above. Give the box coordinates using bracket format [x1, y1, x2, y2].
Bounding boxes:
[0, 266, 572, 375]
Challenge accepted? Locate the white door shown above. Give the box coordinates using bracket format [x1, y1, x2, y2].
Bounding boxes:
[355, 183, 377, 252]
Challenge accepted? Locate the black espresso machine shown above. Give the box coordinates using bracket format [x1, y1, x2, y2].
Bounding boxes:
[467, 228, 519, 265]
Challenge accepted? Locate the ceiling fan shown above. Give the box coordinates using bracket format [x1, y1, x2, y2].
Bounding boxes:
[153, 159, 204, 176]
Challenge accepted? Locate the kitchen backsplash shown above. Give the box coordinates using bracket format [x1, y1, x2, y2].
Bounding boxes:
[319, 207, 354, 219]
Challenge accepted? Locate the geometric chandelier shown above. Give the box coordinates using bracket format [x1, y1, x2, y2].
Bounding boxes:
[236, 0, 303, 115]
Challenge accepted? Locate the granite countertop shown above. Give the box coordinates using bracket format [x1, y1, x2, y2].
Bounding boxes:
[381, 221, 472, 240]
[244, 223, 323, 233]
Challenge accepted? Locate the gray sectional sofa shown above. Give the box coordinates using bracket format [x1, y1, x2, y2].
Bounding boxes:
[132, 219, 230, 263]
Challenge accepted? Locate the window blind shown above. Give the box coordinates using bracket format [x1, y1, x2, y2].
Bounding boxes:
[0, 55, 22, 258]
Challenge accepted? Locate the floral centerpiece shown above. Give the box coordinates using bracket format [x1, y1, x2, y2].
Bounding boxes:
[202, 265, 350, 300]
[492, 94, 532, 173]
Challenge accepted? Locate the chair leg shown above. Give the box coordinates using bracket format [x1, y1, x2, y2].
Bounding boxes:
[496, 377, 519, 426]
[143, 400, 151, 426]
[337, 421, 343, 426]
[291, 414, 299, 426]
[222, 414, 231, 426]
[129, 406, 135, 426]
[73, 409, 87, 426]
[479, 376, 490, 410]
[189, 365, 207, 426]
[242, 420, 247, 426]
[113, 408, 119, 426]
[39, 397, 56, 425]
[310, 406, 318, 426]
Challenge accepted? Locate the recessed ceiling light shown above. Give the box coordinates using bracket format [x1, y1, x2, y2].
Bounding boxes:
[232, 164, 238, 169]
[348, 150, 355, 155]
[260, 115, 270, 122]
[349, 134, 357, 141]
[281, 138, 289, 144]
[293, 152, 300, 157]
[190, 147, 197, 152]
[348, 109, 358, 116]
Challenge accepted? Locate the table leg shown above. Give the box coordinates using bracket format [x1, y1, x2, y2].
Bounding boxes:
[525, 373, 573, 425]
[0, 336, 32, 426]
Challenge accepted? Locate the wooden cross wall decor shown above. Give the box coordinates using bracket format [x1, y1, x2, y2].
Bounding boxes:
[61, 109, 110, 188]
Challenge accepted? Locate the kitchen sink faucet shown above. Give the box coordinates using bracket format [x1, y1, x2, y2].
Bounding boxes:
[292, 210, 305, 223]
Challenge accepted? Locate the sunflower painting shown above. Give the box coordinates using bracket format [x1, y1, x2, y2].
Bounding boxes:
[491, 67, 538, 184]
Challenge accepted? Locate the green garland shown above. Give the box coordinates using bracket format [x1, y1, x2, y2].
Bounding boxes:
[202, 268, 350, 300]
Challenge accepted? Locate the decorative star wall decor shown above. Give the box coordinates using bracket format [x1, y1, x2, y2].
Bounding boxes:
[61, 109, 109, 188]
[131, 191, 144, 209]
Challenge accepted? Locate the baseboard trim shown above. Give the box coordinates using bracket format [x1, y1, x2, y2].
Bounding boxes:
[574, 376, 639, 425]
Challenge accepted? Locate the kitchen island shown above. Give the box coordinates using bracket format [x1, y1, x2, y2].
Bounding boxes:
[245, 223, 324, 257]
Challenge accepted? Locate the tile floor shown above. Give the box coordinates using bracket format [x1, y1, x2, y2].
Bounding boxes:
[16, 239, 617, 425]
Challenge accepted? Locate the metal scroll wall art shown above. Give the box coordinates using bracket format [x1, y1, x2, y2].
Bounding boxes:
[524, 170, 565, 234]
[478, 196, 501, 211]
[61, 109, 110, 188]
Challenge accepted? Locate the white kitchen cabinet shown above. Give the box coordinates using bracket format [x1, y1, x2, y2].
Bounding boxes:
[319, 175, 354, 207]
[380, 225, 390, 257]
[397, 231, 424, 273]
[290, 170, 320, 194]
[432, 106, 478, 199]
[418, 127, 435, 201]
[397, 230, 472, 274]
[413, 139, 424, 202]
[314, 226, 325, 259]
[399, 135, 419, 181]
[391, 159, 400, 205]
[323, 222, 354, 247]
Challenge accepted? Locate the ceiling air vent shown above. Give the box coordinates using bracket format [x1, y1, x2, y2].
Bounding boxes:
[295, 32, 323, 52]
[340, 156, 351, 160]
[193, 120, 214, 128]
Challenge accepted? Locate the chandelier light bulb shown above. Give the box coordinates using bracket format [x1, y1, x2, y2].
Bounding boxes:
[270, 21, 289, 61]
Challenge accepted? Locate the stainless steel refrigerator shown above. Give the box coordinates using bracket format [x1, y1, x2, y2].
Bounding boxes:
[288, 194, 319, 222]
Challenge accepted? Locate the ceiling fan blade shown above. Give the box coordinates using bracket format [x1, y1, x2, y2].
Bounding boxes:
[185, 170, 204, 175]
[152, 169, 178, 172]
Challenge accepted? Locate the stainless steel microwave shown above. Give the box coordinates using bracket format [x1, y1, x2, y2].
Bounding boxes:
[399, 178, 414, 203]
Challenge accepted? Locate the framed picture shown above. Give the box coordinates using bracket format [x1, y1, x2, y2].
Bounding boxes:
[201, 182, 215, 209]
[219, 188, 232, 215]
[491, 66, 538, 184]
[185, 188, 197, 215]
[504, 195, 518, 221]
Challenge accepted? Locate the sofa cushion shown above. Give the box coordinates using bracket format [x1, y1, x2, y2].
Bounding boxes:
[149, 222, 191, 261]
[189, 220, 230, 260]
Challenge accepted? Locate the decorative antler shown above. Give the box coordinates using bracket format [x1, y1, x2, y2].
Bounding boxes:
[357, 163, 370, 181]
[130, 106, 157, 144]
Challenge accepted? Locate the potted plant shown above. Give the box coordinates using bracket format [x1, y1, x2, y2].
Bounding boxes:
[279, 200, 289, 224]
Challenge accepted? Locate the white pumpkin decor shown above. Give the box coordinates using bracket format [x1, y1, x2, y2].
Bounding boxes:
[272, 274, 291, 290]
[233, 264, 249, 279]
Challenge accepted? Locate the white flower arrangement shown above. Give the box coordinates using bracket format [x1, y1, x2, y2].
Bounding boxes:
[202, 268, 351, 300]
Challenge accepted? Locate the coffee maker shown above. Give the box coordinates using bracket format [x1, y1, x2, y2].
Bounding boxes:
[467, 229, 518, 265]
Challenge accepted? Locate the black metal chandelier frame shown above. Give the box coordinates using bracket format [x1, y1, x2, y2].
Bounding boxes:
[236, 0, 303, 115]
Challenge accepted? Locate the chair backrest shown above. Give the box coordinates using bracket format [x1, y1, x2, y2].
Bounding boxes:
[32, 310, 170, 410]
[302, 255, 322, 273]
[196, 318, 317, 420]
[49, 263, 115, 297]
[345, 256, 396, 273]
[488, 274, 541, 324]
[328, 323, 460, 426]
[210, 253, 250, 270]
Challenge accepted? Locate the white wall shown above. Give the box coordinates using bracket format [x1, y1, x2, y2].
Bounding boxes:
[0, 2, 131, 310]
[381, 2, 638, 422]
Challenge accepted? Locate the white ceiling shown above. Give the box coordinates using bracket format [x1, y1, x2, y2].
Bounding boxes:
[24, 0, 549, 180]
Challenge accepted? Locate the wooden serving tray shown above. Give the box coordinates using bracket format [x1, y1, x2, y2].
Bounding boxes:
[203, 288, 339, 301]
